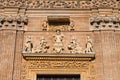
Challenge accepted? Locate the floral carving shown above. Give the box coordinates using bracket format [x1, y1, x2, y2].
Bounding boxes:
[28, 61, 89, 69]
[0, 0, 119, 9]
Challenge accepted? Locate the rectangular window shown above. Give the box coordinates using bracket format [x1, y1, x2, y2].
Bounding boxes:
[47, 16, 70, 26]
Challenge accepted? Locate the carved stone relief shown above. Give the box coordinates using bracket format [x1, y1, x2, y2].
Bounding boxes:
[90, 14, 120, 30]
[21, 59, 95, 80]
[53, 30, 64, 53]
[21, 59, 29, 80]
[23, 34, 95, 54]
[68, 37, 83, 54]
[0, 14, 28, 30]
[42, 20, 48, 31]
[85, 36, 94, 53]
[28, 61, 89, 69]
[42, 20, 75, 31]
[89, 61, 96, 80]
[70, 20, 75, 31]
[0, 0, 119, 9]
[33, 37, 49, 53]
[23, 36, 33, 53]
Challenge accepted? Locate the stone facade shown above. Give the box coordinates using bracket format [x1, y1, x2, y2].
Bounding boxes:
[0, 0, 120, 80]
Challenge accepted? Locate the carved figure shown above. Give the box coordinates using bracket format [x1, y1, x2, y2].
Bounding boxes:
[42, 21, 48, 31]
[104, 15, 109, 23]
[68, 38, 82, 53]
[16, 15, 22, 23]
[7, 15, 13, 23]
[24, 36, 33, 52]
[53, 30, 64, 53]
[0, 15, 5, 23]
[85, 36, 93, 53]
[23, 15, 28, 25]
[90, 14, 120, 30]
[70, 20, 74, 31]
[34, 37, 49, 53]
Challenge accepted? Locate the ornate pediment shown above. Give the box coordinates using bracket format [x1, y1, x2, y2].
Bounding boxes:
[0, 0, 119, 9]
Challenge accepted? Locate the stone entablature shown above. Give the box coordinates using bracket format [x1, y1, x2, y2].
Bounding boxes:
[0, 0, 119, 9]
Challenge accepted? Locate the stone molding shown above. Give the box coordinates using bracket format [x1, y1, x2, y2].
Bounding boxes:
[0, 0, 119, 9]
[22, 53, 95, 61]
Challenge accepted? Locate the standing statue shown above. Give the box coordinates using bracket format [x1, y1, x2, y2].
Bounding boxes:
[53, 30, 64, 53]
[34, 37, 49, 53]
[85, 36, 94, 53]
[68, 38, 82, 53]
[24, 36, 33, 53]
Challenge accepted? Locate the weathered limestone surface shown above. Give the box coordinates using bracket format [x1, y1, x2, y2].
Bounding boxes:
[13, 31, 24, 80]
[0, 0, 120, 80]
[0, 30, 16, 80]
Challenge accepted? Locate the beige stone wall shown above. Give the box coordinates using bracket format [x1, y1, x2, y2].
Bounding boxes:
[0, 2, 120, 80]
[27, 17, 90, 31]
[0, 30, 17, 80]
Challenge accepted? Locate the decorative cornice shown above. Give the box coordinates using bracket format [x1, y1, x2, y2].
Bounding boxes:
[0, 0, 119, 9]
[22, 53, 95, 61]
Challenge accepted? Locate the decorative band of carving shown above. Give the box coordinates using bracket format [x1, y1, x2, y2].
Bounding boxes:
[0, 14, 28, 30]
[0, 0, 119, 9]
[90, 15, 120, 30]
[28, 61, 89, 69]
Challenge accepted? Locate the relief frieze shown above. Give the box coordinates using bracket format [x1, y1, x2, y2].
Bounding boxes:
[23, 31, 95, 54]
[0, 0, 119, 9]
[28, 61, 89, 69]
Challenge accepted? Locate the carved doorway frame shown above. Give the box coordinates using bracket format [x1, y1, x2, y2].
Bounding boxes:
[21, 53, 95, 80]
